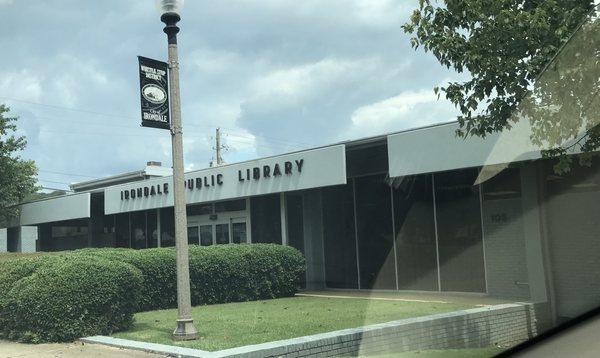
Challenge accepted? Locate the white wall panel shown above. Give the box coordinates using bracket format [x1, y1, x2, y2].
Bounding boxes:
[388, 121, 543, 177]
[105, 145, 346, 214]
[19, 193, 91, 226]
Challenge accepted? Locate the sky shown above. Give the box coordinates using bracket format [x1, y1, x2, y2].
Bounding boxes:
[0, 0, 463, 191]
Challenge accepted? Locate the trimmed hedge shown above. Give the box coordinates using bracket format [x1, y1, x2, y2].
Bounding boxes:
[0, 244, 305, 342]
[0, 255, 143, 343]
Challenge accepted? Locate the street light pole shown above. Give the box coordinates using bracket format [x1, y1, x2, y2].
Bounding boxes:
[159, 2, 198, 341]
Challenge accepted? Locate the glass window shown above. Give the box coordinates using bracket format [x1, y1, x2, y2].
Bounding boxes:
[147, 210, 158, 248]
[393, 175, 439, 291]
[322, 183, 358, 289]
[346, 144, 388, 177]
[160, 207, 175, 247]
[215, 199, 246, 212]
[187, 226, 199, 245]
[216, 223, 229, 244]
[285, 193, 304, 254]
[250, 194, 282, 244]
[355, 174, 396, 290]
[232, 222, 247, 244]
[187, 203, 213, 216]
[90, 195, 115, 248]
[434, 169, 486, 293]
[115, 213, 130, 248]
[482, 167, 522, 200]
[130, 211, 147, 250]
[200, 225, 213, 246]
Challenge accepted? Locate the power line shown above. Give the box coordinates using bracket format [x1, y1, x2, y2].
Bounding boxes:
[38, 169, 97, 178]
[37, 179, 72, 185]
[4, 95, 320, 148]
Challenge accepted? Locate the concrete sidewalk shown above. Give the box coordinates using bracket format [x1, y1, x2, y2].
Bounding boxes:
[298, 289, 513, 306]
[0, 340, 165, 358]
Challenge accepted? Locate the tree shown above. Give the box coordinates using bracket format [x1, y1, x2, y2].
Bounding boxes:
[0, 104, 38, 226]
[403, 1, 599, 173]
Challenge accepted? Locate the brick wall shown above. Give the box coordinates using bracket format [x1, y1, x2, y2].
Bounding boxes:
[214, 303, 543, 358]
[482, 198, 530, 300]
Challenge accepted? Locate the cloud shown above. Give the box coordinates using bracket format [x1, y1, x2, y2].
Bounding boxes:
[0, 0, 461, 190]
[343, 89, 459, 139]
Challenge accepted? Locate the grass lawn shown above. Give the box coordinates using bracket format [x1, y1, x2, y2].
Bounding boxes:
[112, 296, 475, 352]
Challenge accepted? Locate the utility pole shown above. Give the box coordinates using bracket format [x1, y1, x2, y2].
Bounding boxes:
[210, 127, 225, 167]
[216, 127, 224, 165]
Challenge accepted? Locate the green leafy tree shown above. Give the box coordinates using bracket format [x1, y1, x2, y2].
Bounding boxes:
[0, 105, 38, 226]
[403, 1, 599, 172]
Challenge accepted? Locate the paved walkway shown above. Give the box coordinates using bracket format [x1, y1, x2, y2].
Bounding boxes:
[0, 340, 165, 358]
[298, 289, 514, 306]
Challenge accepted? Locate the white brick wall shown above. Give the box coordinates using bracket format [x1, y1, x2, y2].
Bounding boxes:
[482, 198, 530, 300]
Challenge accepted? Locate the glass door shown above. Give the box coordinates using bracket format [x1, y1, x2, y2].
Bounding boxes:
[231, 218, 248, 244]
[187, 226, 199, 245]
[199, 224, 213, 246]
[215, 222, 230, 245]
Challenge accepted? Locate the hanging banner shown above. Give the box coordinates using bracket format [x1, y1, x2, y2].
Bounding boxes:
[138, 56, 170, 129]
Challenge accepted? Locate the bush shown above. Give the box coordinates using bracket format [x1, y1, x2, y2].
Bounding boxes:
[0, 243, 305, 342]
[188, 244, 305, 306]
[0, 255, 142, 343]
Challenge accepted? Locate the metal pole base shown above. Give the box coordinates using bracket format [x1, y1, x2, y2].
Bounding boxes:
[172, 318, 199, 341]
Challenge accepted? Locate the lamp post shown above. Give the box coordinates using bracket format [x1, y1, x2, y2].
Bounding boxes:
[158, 0, 198, 340]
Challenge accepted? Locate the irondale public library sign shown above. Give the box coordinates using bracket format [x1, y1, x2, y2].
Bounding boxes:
[105, 145, 346, 215]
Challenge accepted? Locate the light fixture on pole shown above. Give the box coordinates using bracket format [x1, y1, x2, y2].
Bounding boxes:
[157, 0, 198, 341]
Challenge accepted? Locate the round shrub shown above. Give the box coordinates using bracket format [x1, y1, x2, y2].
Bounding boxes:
[188, 244, 306, 306]
[0, 255, 142, 343]
[72, 248, 178, 311]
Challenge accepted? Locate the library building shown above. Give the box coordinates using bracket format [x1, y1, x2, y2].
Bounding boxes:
[1, 121, 599, 323]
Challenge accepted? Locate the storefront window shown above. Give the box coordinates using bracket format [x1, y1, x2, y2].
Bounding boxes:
[322, 183, 358, 289]
[38, 219, 90, 251]
[216, 223, 229, 244]
[250, 194, 281, 244]
[187, 203, 213, 216]
[147, 210, 158, 248]
[215, 199, 246, 212]
[393, 175, 438, 291]
[115, 213, 130, 248]
[90, 195, 115, 248]
[355, 174, 396, 290]
[434, 169, 486, 292]
[160, 207, 175, 247]
[285, 193, 304, 254]
[130, 211, 147, 249]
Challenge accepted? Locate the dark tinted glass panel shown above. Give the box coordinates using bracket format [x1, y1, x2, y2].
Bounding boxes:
[130, 211, 147, 249]
[215, 199, 246, 212]
[160, 207, 175, 247]
[393, 175, 438, 291]
[200, 225, 212, 246]
[482, 167, 522, 200]
[90, 195, 115, 248]
[216, 223, 229, 244]
[250, 194, 281, 244]
[286, 193, 304, 254]
[187, 226, 199, 245]
[115, 213, 130, 248]
[147, 210, 158, 248]
[322, 184, 358, 288]
[355, 174, 396, 289]
[187, 204, 212, 216]
[346, 144, 388, 177]
[7, 227, 19, 252]
[232, 223, 247, 244]
[435, 169, 485, 292]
